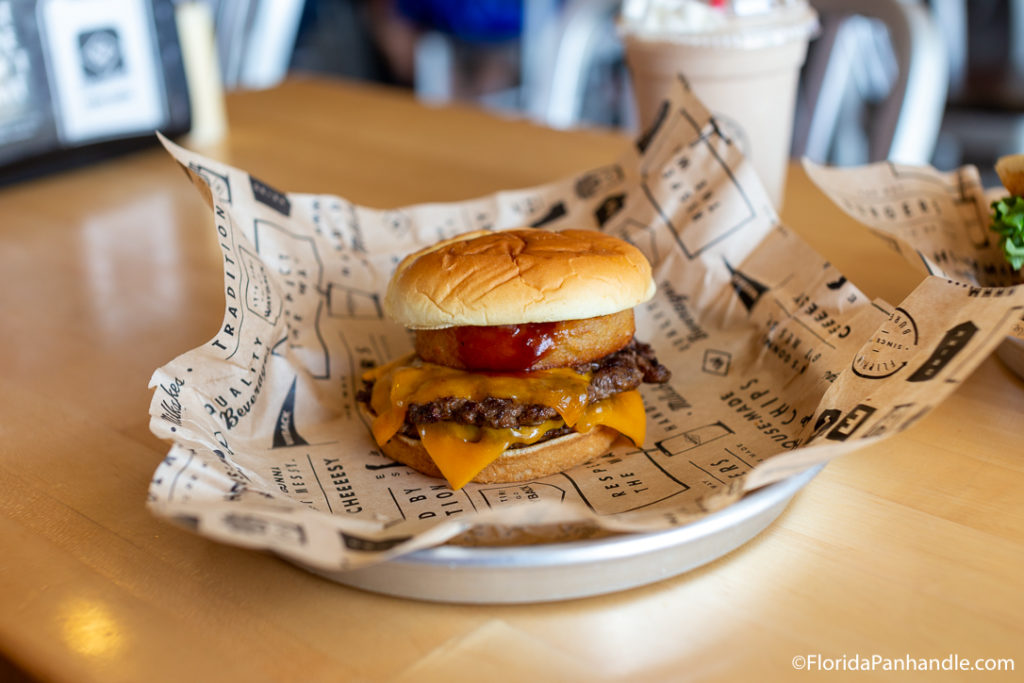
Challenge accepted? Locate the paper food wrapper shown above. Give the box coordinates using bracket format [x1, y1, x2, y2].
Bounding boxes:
[148, 80, 1024, 572]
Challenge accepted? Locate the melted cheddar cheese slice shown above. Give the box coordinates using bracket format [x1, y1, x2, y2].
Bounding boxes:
[365, 356, 592, 445]
[418, 419, 563, 490]
[363, 359, 646, 490]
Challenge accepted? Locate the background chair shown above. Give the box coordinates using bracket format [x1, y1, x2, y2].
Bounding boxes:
[523, 0, 627, 129]
[791, 0, 948, 165]
[207, 0, 306, 90]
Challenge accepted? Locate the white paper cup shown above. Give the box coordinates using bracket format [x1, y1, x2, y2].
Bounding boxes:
[622, 5, 816, 208]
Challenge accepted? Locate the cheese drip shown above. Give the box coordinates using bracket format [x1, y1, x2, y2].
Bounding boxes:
[365, 357, 592, 447]
[420, 391, 646, 489]
[362, 359, 646, 489]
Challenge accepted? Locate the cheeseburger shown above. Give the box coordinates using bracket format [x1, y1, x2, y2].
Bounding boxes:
[357, 228, 670, 489]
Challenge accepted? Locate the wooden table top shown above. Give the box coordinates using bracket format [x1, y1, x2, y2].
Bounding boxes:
[1, 77, 1021, 682]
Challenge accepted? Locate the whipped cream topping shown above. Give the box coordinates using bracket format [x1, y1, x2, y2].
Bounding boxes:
[620, 0, 818, 48]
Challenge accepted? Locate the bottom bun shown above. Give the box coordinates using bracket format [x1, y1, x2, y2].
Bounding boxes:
[358, 403, 619, 484]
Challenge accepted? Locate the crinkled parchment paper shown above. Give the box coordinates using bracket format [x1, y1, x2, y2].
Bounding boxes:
[148, 80, 1024, 572]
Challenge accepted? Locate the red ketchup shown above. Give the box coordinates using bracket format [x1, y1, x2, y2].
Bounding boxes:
[455, 323, 560, 371]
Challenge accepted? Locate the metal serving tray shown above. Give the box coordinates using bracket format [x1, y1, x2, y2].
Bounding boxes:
[311, 465, 823, 604]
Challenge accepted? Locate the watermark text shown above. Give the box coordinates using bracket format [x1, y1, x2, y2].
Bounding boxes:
[791, 654, 1014, 673]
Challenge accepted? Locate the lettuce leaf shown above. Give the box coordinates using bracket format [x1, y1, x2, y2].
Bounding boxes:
[990, 196, 1024, 270]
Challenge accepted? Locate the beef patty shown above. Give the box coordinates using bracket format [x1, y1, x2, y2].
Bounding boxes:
[358, 339, 670, 441]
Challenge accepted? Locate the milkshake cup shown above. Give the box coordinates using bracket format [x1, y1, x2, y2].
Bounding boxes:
[620, 0, 818, 208]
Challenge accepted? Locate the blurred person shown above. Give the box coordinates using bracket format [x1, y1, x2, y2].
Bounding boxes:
[375, 0, 523, 100]
[292, 0, 524, 101]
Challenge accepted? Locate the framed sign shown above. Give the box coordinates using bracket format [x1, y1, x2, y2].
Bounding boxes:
[0, 0, 190, 182]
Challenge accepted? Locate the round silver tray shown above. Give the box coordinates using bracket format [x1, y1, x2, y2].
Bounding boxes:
[313, 464, 823, 604]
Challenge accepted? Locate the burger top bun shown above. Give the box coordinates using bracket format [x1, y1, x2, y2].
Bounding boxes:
[996, 154, 1024, 196]
[384, 228, 656, 329]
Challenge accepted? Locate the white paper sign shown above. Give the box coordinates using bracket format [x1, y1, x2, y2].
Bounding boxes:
[40, 0, 165, 143]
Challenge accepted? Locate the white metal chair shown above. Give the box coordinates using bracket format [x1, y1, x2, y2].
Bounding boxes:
[792, 0, 948, 165]
[209, 0, 306, 90]
[526, 0, 624, 129]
